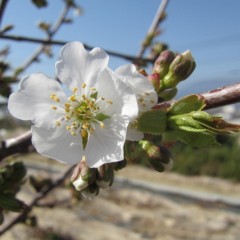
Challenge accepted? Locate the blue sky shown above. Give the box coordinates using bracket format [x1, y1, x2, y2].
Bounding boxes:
[1, 0, 240, 97]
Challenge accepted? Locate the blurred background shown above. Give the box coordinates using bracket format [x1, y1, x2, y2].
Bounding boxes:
[1, 0, 240, 239]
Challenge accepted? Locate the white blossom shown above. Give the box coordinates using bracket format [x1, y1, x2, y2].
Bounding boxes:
[8, 42, 139, 168]
[115, 64, 158, 141]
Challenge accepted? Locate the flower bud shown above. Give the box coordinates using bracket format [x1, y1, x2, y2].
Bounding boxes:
[161, 50, 195, 89]
[112, 159, 127, 171]
[71, 160, 96, 192]
[96, 164, 114, 189]
[147, 73, 160, 92]
[153, 50, 175, 78]
[139, 141, 173, 172]
[81, 183, 100, 200]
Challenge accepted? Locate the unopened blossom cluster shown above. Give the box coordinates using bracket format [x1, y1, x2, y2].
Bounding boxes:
[8, 42, 158, 191]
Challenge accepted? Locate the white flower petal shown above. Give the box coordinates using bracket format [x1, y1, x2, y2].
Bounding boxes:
[32, 125, 83, 164]
[97, 68, 138, 121]
[126, 127, 144, 141]
[8, 73, 66, 128]
[84, 115, 128, 168]
[115, 64, 158, 111]
[56, 42, 109, 93]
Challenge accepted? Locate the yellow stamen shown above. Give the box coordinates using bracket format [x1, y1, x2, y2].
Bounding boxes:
[65, 115, 71, 121]
[65, 103, 70, 108]
[82, 83, 86, 88]
[69, 95, 76, 102]
[72, 87, 78, 93]
[50, 93, 56, 99]
[51, 105, 57, 110]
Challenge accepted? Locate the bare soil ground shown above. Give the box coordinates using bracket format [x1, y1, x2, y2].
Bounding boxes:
[1, 155, 240, 240]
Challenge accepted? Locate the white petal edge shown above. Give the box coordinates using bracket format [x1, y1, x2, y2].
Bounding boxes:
[55, 41, 109, 93]
[8, 73, 66, 128]
[32, 125, 83, 165]
[115, 64, 158, 111]
[126, 127, 144, 141]
[96, 68, 138, 121]
[84, 115, 129, 168]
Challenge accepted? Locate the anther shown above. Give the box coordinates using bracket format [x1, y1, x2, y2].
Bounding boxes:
[72, 87, 78, 93]
[51, 106, 57, 110]
[82, 83, 86, 88]
[69, 95, 76, 102]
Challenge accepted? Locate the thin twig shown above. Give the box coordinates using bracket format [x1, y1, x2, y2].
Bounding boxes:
[0, 165, 75, 235]
[0, 34, 154, 64]
[137, 0, 170, 58]
[19, 2, 71, 72]
[0, 130, 32, 161]
[0, 0, 9, 28]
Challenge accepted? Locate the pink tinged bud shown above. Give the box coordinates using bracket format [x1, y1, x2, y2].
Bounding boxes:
[162, 50, 196, 89]
[147, 73, 160, 92]
[153, 50, 175, 77]
[71, 160, 96, 192]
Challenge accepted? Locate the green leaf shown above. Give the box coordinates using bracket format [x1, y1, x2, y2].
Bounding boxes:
[167, 114, 205, 131]
[175, 130, 218, 148]
[137, 110, 167, 134]
[168, 95, 206, 115]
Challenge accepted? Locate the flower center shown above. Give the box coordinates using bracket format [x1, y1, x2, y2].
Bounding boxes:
[50, 83, 112, 149]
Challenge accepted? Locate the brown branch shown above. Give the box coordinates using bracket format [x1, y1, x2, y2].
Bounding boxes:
[18, 2, 71, 72]
[0, 130, 32, 161]
[200, 82, 240, 110]
[0, 34, 154, 64]
[0, 165, 75, 235]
